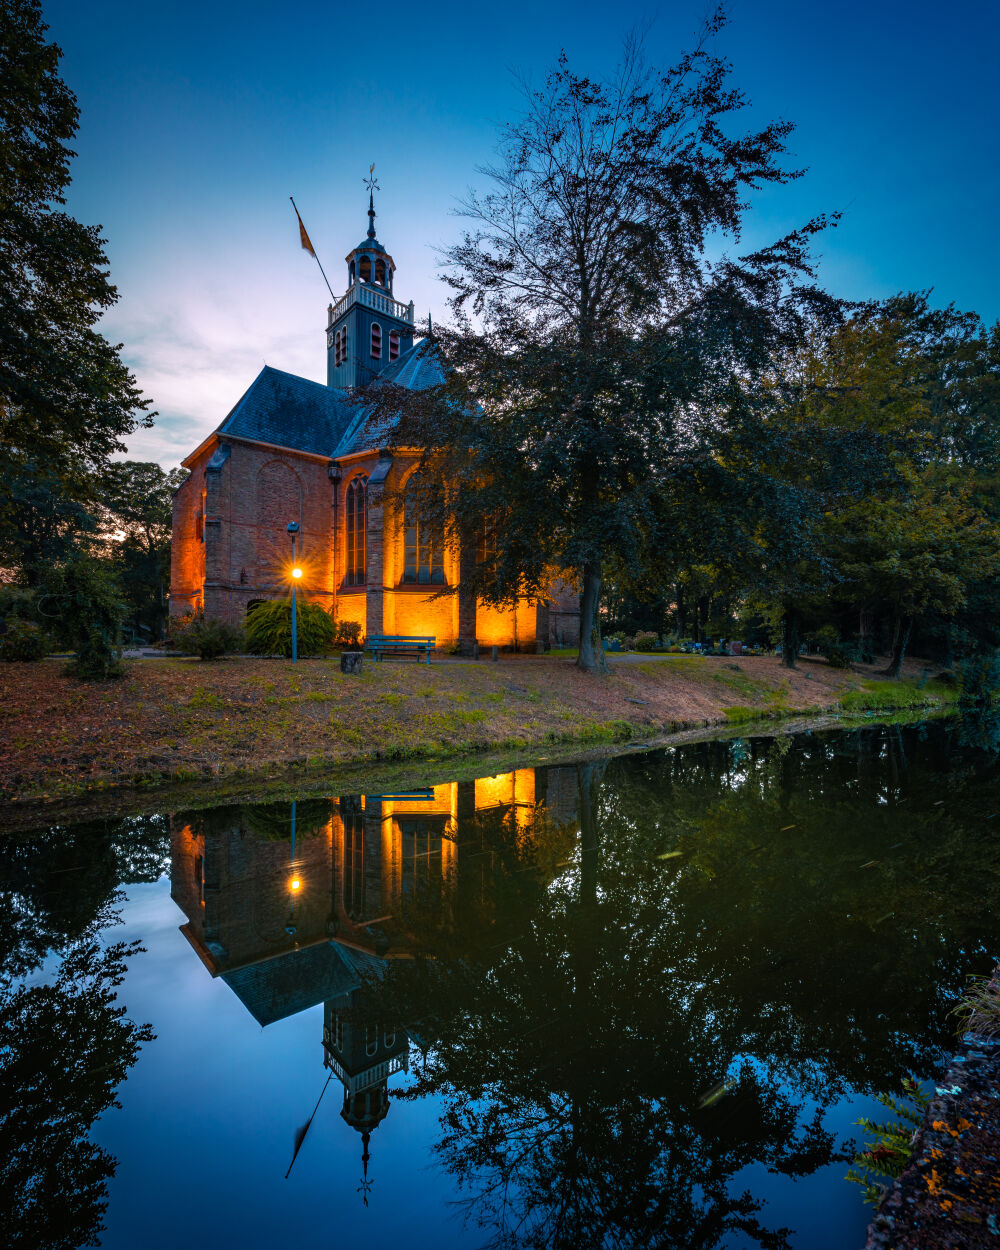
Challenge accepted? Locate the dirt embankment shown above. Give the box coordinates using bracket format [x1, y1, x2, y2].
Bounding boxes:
[0, 652, 949, 816]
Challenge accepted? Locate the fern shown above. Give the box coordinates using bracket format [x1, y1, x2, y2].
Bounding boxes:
[845, 1077, 929, 1206]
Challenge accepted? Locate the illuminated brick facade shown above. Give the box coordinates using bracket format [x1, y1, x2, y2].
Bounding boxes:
[170, 195, 580, 650]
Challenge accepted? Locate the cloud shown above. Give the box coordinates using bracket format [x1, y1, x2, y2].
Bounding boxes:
[105, 266, 329, 470]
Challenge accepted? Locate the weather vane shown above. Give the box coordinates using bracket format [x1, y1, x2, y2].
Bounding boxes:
[364, 163, 379, 196]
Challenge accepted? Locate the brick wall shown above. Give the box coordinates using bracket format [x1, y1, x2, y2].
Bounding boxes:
[171, 436, 582, 640]
[171, 437, 336, 626]
[169, 470, 206, 618]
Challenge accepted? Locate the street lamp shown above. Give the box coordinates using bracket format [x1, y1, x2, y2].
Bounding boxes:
[287, 522, 301, 663]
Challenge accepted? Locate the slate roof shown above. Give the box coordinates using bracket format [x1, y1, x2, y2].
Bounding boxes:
[333, 340, 445, 457]
[221, 940, 360, 1027]
[201, 342, 443, 465]
[214, 365, 356, 459]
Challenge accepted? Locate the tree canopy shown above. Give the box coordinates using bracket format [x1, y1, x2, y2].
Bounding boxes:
[369, 16, 842, 671]
[0, 0, 153, 581]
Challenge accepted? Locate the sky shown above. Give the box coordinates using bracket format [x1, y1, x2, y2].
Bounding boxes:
[44, 0, 1000, 470]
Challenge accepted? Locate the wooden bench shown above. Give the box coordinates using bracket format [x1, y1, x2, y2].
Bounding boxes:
[365, 635, 436, 664]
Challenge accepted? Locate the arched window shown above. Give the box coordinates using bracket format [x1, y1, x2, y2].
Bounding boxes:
[370, 322, 382, 359]
[389, 329, 400, 361]
[374, 258, 386, 286]
[402, 481, 445, 585]
[345, 476, 368, 586]
[359, 255, 371, 283]
[333, 327, 347, 367]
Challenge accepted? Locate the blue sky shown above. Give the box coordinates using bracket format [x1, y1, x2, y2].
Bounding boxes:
[44, 0, 1000, 468]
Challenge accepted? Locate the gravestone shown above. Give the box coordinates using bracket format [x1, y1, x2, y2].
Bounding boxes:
[340, 651, 363, 675]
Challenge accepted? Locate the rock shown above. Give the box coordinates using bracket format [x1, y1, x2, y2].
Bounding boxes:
[340, 651, 363, 675]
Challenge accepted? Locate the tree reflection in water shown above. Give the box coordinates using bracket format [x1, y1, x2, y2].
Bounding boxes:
[0, 816, 166, 1250]
[348, 725, 1000, 1249]
[3, 722, 999, 1249]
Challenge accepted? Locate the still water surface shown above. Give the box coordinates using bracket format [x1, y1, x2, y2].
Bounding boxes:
[3, 721, 999, 1250]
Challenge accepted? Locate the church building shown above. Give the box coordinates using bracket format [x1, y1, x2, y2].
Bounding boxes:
[169, 186, 580, 651]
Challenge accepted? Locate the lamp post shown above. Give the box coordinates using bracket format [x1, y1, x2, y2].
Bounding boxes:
[287, 522, 301, 662]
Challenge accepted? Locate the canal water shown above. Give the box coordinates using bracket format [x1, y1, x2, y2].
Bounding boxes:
[2, 720, 998, 1250]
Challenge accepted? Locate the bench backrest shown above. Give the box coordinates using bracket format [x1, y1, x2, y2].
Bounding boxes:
[367, 636, 436, 645]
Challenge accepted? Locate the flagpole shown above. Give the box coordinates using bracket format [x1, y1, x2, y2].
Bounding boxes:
[289, 196, 336, 303]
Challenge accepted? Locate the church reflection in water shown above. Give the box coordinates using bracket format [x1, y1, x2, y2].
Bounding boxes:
[170, 767, 578, 1189]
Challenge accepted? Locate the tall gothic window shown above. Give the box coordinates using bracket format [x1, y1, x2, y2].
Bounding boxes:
[345, 476, 368, 586]
[402, 482, 445, 584]
[370, 322, 382, 359]
[389, 329, 400, 361]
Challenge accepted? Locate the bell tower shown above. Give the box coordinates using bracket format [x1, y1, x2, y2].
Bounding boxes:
[326, 167, 415, 389]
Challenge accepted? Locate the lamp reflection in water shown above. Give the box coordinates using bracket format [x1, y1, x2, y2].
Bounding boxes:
[286, 800, 298, 937]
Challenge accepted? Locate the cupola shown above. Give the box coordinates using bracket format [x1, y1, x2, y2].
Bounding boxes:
[326, 167, 416, 389]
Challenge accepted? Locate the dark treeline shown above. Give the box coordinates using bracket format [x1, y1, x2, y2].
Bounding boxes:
[1, 2, 173, 662]
[0, 814, 168, 1250]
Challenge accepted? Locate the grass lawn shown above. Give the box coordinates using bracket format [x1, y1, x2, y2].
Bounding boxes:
[0, 652, 955, 811]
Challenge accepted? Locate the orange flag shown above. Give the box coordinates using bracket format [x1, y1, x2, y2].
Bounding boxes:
[291, 200, 316, 257]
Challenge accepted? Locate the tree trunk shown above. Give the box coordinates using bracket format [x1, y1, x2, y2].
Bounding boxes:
[576, 559, 607, 674]
[881, 615, 912, 678]
[859, 607, 874, 664]
[674, 583, 685, 638]
[780, 608, 799, 670]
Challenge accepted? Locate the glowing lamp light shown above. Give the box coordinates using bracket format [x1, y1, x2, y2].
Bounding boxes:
[291, 566, 303, 580]
[289, 876, 302, 892]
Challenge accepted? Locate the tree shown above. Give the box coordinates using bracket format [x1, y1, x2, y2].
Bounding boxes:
[372, 13, 840, 672]
[755, 294, 1000, 671]
[352, 723, 1000, 1247]
[0, 0, 152, 577]
[42, 555, 125, 679]
[0, 934, 153, 1250]
[98, 462, 185, 639]
[0, 456, 99, 586]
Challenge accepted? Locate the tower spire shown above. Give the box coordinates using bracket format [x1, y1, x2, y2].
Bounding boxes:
[358, 1131, 373, 1206]
[364, 163, 379, 240]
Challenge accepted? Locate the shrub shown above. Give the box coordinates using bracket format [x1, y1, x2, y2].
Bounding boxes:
[809, 624, 857, 669]
[44, 558, 125, 679]
[245, 599, 336, 658]
[0, 585, 37, 621]
[0, 618, 48, 661]
[333, 618, 363, 649]
[958, 651, 1000, 707]
[172, 614, 243, 661]
[632, 631, 660, 652]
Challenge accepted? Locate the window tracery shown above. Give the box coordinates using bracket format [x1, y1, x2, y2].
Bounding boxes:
[345, 475, 368, 586]
[402, 480, 445, 584]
